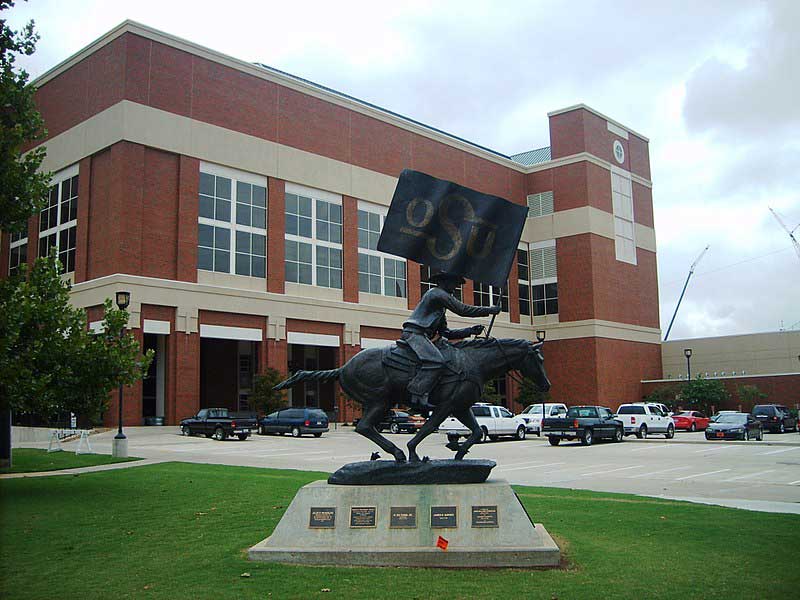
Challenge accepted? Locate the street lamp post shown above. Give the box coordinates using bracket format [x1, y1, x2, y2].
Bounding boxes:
[112, 291, 131, 458]
[684, 348, 693, 381]
[536, 330, 546, 435]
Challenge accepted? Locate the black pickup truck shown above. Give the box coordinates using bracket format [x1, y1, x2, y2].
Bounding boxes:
[180, 408, 258, 441]
[542, 405, 624, 446]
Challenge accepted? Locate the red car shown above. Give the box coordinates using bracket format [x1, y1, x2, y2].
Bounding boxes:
[671, 411, 710, 432]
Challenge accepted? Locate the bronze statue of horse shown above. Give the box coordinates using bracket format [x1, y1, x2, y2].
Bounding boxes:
[274, 337, 550, 463]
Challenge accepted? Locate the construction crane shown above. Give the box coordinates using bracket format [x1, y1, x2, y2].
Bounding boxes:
[768, 207, 800, 262]
[663, 245, 710, 341]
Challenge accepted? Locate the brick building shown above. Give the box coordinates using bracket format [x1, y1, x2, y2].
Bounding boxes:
[1, 21, 662, 426]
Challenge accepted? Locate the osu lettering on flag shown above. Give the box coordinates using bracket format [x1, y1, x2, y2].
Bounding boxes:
[436, 535, 449, 551]
[377, 170, 528, 288]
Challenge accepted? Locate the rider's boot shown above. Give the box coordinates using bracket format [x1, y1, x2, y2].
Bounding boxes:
[408, 366, 441, 414]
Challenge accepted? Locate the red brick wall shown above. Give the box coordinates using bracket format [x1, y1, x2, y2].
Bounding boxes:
[86, 147, 116, 279]
[541, 338, 599, 404]
[174, 331, 200, 422]
[342, 196, 359, 303]
[641, 375, 800, 412]
[286, 319, 343, 337]
[596, 338, 662, 409]
[266, 177, 285, 294]
[176, 156, 199, 282]
[141, 148, 180, 280]
[74, 157, 92, 282]
[360, 325, 400, 340]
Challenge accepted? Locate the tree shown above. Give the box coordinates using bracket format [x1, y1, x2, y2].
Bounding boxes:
[251, 367, 287, 416]
[1, 1, 51, 233]
[644, 387, 679, 412]
[481, 380, 504, 406]
[737, 384, 767, 410]
[0, 254, 153, 467]
[681, 377, 730, 416]
[516, 376, 551, 408]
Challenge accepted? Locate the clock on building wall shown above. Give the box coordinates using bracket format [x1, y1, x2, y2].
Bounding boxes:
[613, 140, 625, 164]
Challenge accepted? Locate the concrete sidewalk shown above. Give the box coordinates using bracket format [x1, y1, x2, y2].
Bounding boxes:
[0, 457, 165, 480]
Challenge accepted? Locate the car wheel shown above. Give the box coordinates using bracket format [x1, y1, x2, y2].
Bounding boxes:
[636, 425, 648, 439]
[666, 425, 675, 439]
[390, 423, 400, 434]
[237, 434, 248, 441]
[614, 427, 623, 442]
[548, 436, 561, 446]
[447, 433, 460, 444]
[581, 429, 593, 446]
[516, 426, 526, 441]
[291, 426, 301, 438]
[213, 427, 226, 441]
[313, 432, 322, 438]
[181, 425, 191, 436]
[690, 423, 696, 432]
[480, 427, 489, 443]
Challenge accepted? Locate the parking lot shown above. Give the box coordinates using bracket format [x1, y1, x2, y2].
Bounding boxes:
[27, 426, 800, 514]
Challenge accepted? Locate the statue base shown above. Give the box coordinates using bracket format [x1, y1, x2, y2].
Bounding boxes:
[248, 479, 560, 568]
[328, 458, 495, 485]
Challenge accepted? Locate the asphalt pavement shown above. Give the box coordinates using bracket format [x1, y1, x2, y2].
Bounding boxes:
[15, 425, 800, 514]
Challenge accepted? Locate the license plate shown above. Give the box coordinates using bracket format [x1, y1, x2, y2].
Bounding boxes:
[316, 421, 322, 425]
[234, 429, 248, 434]
[716, 432, 724, 438]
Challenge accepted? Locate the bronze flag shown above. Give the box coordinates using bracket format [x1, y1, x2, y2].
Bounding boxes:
[377, 170, 528, 287]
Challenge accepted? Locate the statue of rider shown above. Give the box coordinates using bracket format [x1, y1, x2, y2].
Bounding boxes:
[400, 272, 501, 412]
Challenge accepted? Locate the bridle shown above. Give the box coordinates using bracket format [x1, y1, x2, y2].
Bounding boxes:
[490, 337, 530, 386]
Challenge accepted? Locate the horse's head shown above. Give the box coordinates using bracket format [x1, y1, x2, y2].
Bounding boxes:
[519, 341, 551, 392]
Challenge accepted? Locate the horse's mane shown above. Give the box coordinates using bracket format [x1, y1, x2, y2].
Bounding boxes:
[453, 337, 531, 350]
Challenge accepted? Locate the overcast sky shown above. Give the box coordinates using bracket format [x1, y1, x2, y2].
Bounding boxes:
[7, 0, 800, 340]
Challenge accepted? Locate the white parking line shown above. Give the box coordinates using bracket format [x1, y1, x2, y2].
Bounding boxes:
[632, 445, 677, 452]
[722, 469, 775, 482]
[675, 469, 731, 481]
[497, 462, 560, 473]
[628, 466, 686, 479]
[694, 445, 738, 453]
[581, 465, 644, 476]
[789, 480, 800, 486]
[758, 447, 800, 456]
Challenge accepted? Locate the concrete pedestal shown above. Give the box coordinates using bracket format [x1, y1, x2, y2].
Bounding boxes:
[111, 437, 128, 458]
[248, 479, 560, 568]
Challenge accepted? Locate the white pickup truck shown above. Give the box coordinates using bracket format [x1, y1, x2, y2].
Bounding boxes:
[438, 403, 528, 443]
[614, 403, 675, 439]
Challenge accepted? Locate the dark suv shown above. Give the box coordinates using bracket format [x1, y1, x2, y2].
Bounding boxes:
[751, 404, 797, 434]
[259, 407, 329, 437]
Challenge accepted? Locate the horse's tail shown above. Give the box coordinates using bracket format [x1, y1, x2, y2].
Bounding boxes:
[273, 368, 342, 391]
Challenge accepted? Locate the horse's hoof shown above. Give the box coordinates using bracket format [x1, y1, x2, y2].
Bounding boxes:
[370, 452, 381, 461]
[422, 456, 430, 463]
[394, 453, 407, 463]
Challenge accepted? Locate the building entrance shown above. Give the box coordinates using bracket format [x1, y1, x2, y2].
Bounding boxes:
[142, 333, 166, 423]
[287, 344, 338, 413]
[200, 339, 257, 412]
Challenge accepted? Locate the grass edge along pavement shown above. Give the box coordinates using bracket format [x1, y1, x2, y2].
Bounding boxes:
[1, 462, 798, 600]
[0, 448, 140, 473]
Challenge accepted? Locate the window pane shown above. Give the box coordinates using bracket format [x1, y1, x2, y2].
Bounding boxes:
[368, 212, 379, 230]
[236, 231, 249, 253]
[198, 247, 213, 270]
[546, 299, 558, 314]
[317, 246, 329, 267]
[237, 181, 251, 204]
[236, 204, 251, 226]
[298, 242, 312, 263]
[252, 256, 265, 278]
[252, 207, 266, 229]
[215, 227, 230, 250]
[285, 261, 298, 282]
[198, 224, 214, 247]
[286, 215, 298, 236]
[317, 200, 329, 220]
[236, 253, 250, 275]
[316, 266, 328, 287]
[199, 172, 215, 196]
[317, 221, 329, 241]
[285, 240, 298, 261]
[298, 196, 312, 216]
[216, 199, 231, 222]
[252, 185, 266, 208]
[299, 217, 312, 238]
[330, 248, 341, 268]
[199, 195, 214, 219]
[285, 193, 298, 213]
[216, 176, 231, 199]
[330, 224, 342, 243]
[252, 234, 266, 256]
[358, 210, 368, 229]
[299, 264, 312, 284]
[358, 230, 368, 249]
[214, 250, 230, 272]
[330, 203, 342, 223]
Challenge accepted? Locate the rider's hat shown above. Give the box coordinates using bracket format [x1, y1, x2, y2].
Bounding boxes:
[429, 271, 466, 285]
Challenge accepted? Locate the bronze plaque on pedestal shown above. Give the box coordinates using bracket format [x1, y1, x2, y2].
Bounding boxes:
[430, 506, 458, 528]
[350, 506, 377, 528]
[309, 507, 336, 529]
[471, 505, 499, 528]
[390, 506, 417, 529]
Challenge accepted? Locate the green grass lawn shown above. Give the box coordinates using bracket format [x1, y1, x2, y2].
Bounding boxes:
[0, 448, 140, 474]
[1, 462, 798, 599]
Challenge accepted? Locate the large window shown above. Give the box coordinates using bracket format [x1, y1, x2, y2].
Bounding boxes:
[357, 203, 406, 298]
[198, 165, 267, 277]
[529, 240, 558, 316]
[420, 264, 461, 300]
[8, 230, 27, 276]
[517, 247, 531, 316]
[526, 191, 554, 218]
[38, 165, 78, 273]
[284, 185, 342, 289]
[473, 282, 508, 312]
[612, 172, 636, 265]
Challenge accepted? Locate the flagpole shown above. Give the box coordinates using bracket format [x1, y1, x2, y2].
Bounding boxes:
[485, 286, 502, 338]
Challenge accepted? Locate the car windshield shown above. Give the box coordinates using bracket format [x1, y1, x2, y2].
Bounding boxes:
[566, 407, 597, 418]
[522, 405, 543, 414]
[716, 414, 746, 424]
[675, 412, 693, 417]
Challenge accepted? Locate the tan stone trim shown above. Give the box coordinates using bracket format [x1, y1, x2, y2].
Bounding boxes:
[523, 151, 652, 188]
[522, 205, 657, 252]
[69, 273, 661, 345]
[547, 104, 649, 142]
[643, 372, 800, 383]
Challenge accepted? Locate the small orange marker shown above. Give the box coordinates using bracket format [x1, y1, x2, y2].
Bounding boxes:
[436, 536, 449, 551]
